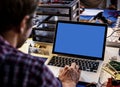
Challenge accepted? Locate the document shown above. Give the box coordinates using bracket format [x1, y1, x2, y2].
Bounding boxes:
[80, 9, 103, 16]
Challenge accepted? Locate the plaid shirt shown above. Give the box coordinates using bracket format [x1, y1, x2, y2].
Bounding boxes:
[0, 36, 62, 87]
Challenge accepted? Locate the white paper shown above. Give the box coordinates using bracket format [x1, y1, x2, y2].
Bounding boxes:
[80, 9, 104, 16]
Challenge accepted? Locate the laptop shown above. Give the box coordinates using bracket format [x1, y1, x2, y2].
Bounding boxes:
[45, 21, 108, 83]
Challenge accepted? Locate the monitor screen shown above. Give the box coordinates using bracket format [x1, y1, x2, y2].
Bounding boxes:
[53, 21, 107, 60]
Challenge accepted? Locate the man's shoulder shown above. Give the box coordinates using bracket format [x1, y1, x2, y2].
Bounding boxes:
[13, 50, 45, 66]
[1, 46, 45, 68]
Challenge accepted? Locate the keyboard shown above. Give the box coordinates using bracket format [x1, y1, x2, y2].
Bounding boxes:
[48, 56, 99, 72]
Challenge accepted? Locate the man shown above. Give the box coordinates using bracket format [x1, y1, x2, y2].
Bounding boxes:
[0, 0, 80, 87]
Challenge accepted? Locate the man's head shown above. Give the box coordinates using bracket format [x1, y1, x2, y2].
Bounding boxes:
[0, 0, 38, 48]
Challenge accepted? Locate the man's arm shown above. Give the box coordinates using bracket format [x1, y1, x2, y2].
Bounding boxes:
[40, 62, 80, 87]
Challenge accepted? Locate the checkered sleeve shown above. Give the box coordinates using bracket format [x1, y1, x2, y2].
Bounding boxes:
[40, 64, 62, 87]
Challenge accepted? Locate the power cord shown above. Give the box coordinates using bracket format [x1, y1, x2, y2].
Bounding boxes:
[107, 29, 120, 38]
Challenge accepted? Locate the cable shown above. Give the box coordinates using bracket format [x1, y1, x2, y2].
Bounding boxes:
[107, 29, 120, 38]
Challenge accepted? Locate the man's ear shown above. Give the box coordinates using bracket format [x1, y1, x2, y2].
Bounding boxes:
[20, 15, 30, 34]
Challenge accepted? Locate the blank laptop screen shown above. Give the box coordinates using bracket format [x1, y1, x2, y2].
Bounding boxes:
[53, 21, 107, 60]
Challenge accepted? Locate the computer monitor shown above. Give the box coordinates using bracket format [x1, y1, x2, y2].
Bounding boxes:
[53, 20, 108, 59]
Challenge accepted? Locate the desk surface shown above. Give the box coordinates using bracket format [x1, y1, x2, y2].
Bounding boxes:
[18, 38, 120, 85]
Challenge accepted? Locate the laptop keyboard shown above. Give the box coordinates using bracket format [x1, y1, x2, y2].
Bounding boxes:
[48, 56, 99, 72]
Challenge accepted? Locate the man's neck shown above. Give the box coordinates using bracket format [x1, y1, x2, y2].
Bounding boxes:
[1, 31, 18, 48]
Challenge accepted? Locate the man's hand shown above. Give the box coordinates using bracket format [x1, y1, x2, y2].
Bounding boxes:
[58, 63, 81, 87]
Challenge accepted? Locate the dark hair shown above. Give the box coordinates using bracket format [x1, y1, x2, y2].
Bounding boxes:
[0, 0, 38, 33]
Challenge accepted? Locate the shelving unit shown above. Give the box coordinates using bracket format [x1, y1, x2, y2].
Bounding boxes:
[32, 0, 80, 43]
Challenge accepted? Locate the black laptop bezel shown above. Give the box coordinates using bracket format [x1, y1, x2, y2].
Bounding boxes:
[52, 20, 108, 60]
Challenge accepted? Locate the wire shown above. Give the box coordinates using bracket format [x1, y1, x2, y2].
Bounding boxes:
[107, 29, 120, 38]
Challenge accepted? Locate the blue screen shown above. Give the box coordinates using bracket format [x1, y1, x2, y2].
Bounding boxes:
[54, 22, 106, 59]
